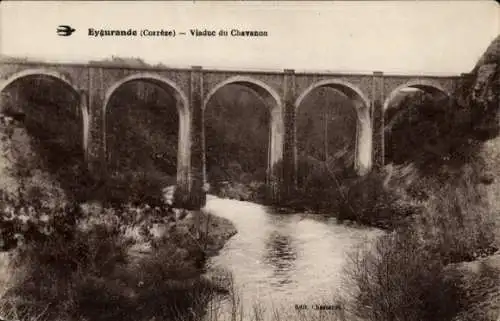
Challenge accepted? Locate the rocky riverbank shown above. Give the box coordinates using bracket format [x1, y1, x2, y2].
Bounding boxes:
[127, 208, 238, 268]
[0, 199, 238, 321]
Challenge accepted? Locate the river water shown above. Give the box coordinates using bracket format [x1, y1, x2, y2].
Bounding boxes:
[205, 196, 383, 317]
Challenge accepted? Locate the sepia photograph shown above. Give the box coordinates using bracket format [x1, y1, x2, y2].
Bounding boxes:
[0, 1, 499, 320]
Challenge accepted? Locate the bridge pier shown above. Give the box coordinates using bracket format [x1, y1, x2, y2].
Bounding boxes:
[372, 71, 385, 171]
[353, 100, 373, 176]
[281, 69, 297, 201]
[188, 66, 206, 209]
[86, 67, 107, 180]
[79, 89, 90, 165]
[176, 98, 191, 197]
[268, 106, 284, 203]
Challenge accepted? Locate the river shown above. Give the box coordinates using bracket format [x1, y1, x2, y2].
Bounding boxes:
[204, 196, 383, 318]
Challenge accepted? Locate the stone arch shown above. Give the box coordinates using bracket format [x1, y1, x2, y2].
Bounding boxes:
[0, 69, 88, 157]
[383, 79, 450, 111]
[295, 79, 372, 176]
[295, 79, 371, 112]
[102, 73, 191, 186]
[203, 76, 284, 189]
[0, 69, 77, 94]
[383, 79, 452, 167]
[203, 76, 284, 180]
[203, 76, 282, 111]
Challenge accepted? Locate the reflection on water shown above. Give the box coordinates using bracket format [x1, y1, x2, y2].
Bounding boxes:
[205, 196, 382, 311]
[263, 231, 297, 287]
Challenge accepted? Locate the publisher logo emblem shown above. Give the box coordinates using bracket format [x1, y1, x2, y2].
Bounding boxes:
[57, 25, 76, 37]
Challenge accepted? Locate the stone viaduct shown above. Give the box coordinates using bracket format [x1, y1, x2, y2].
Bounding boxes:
[0, 59, 465, 204]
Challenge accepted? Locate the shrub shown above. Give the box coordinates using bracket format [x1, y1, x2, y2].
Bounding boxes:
[281, 156, 422, 228]
[338, 169, 420, 229]
[4, 216, 131, 320]
[0, 165, 223, 321]
[414, 174, 498, 265]
[446, 257, 500, 321]
[0, 200, 228, 321]
[283, 156, 350, 213]
[344, 229, 462, 321]
[97, 171, 176, 207]
[344, 166, 499, 321]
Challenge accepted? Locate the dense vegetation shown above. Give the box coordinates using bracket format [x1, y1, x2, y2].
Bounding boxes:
[204, 84, 269, 201]
[0, 57, 237, 321]
[342, 35, 500, 321]
[204, 83, 359, 204]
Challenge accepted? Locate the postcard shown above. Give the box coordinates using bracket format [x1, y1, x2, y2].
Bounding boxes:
[0, 1, 499, 321]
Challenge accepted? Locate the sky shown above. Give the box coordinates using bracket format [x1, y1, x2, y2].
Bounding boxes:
[0, 1, 498, 75]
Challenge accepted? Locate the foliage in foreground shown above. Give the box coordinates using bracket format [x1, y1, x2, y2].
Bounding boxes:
[343, 168, 499, 321]
[0, 193, 234, 321]
[344, 230, 462, 321]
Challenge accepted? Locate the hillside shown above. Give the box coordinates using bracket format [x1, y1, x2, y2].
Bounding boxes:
[462, 34, 499, 213]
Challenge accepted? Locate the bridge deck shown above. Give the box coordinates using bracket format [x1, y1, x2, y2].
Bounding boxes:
[0, 57, 463, 79]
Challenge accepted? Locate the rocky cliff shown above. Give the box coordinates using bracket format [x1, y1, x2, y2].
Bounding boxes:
[450, 34, 500, 321]
[468, 35, 500, 140]
[470, 35, 500, 225]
